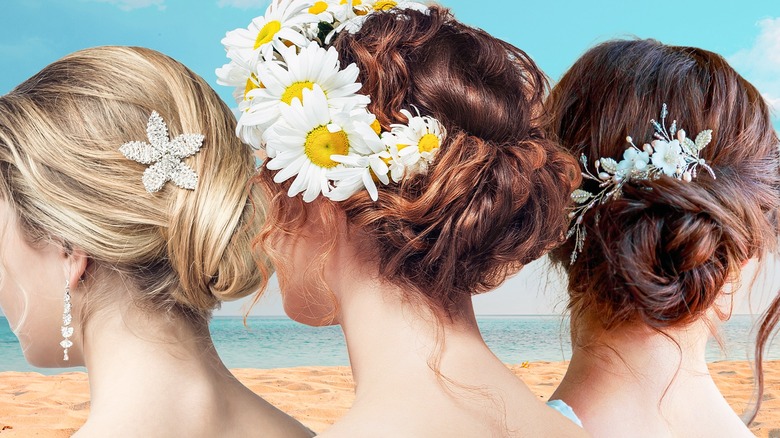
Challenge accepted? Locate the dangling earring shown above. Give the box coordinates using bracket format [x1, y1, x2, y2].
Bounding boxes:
[60, 280, 74, 361]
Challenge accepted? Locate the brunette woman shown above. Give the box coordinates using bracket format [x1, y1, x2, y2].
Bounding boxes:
[546, 39, 780, 437]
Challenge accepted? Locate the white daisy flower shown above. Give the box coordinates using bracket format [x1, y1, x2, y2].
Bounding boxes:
[329, 105, 384, 154]
[298, 1, 342, 41]
[381, 108, 445, 181]
[354, 0, 429, 15]
[328, 151, 390, 201]
[216, 49, 262, 106]
[328, 114, 389, 201]
[220, 0, 318, 63]
[239, 44, 369, 150]
[216, 54, 281, 150]
[650, 139, 684, 176]
[307, 0, 338, 22]
[381, 138, 409, 183]
[265, 85, 379, 202]
[326, 0, 430, 42]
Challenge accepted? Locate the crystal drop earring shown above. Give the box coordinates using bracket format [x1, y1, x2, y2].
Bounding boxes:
[60, 280, 74, 361]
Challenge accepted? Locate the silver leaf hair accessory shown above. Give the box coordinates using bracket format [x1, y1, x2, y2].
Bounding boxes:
[119, 111, 204, 193]
[567, 103, 716, 264]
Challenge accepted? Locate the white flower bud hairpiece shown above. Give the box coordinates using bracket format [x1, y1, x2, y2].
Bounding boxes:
[567, 103, 716, 264]
[216, 0, 446, 203]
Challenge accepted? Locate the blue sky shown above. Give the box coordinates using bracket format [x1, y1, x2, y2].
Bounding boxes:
[2, 0, 779, 121]
[1, 0, 779, 315]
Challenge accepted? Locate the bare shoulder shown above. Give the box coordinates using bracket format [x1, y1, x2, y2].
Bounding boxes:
[315, 402, 588, 438]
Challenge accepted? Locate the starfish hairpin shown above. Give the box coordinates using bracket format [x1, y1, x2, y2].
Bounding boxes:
[119, 111, 205, 193]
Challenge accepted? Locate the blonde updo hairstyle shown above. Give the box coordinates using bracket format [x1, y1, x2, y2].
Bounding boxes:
[0, 46, 266, 325]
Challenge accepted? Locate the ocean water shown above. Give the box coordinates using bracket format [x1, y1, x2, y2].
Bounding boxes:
[1, 315, 778, 375]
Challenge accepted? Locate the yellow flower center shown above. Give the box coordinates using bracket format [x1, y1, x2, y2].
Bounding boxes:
[309, 1, 328, 13]
[254, 20, 281, 49]
[281, 81, 315, 105]
[374, 0, 397, 10]
[383, 143, 408, 165]
[243, 74, 262, 100]
[370, 119, 382, 135]
[305, 125, 350, 168]
[418, 134, 439, 153]
[342, 0, 367, 14]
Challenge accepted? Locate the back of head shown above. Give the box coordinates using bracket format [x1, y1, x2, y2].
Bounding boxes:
[546, 39, 780, 332]
[0, 46, 266, 324]
[257, 6, 579, 316]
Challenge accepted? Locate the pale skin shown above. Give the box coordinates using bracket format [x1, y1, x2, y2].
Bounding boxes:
[276, 202, 588, 437]
[0, 201, 314, 438]
[551, 267, 759, 438]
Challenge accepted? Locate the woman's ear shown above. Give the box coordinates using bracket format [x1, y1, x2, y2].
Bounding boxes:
[62, 245, 88, 286]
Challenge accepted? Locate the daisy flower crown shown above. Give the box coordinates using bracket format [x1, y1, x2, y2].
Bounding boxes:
[567, 104, 716, 264]
[217, 0, 446, 202]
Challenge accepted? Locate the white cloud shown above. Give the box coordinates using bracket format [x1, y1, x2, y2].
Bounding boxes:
[765, 95, 780, 111]
[83, 0, 166, 11]
[730, 17, 780, 115]
[217, 0, 267, 9]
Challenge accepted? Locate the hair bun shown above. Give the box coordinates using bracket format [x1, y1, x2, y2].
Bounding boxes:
[0, 46, 267, 323]
[567, 177, 753, 328]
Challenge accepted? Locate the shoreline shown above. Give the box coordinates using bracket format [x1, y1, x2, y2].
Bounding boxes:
[0, 361, 777, 436]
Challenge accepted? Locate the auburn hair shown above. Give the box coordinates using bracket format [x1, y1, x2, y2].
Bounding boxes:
[546, 39, 780, 422]
[255, 6, 580, 317]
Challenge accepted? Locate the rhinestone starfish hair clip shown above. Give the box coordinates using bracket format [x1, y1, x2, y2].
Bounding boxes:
[567, 104, 716, 264]
[119, 111, 205, 193]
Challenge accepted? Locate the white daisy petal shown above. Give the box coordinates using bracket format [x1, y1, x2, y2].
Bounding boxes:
[303, 165, 323, 202]
[362, 169, 379, 201]
[288, 160, 313, 197]
[270, 153, 306, 180]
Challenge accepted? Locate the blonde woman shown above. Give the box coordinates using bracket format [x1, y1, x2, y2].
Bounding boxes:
[0, 46, 313, 437]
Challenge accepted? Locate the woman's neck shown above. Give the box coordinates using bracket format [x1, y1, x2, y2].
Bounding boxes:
[337, 279, 490, 396]
[83, 303, 227, 411]
[320, 247, 587, 436]
[552, 318, 752, 437]
[77, 296, 312, 437]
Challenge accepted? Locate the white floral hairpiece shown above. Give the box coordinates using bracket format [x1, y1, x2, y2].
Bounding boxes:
[567, 103, 716, 264]
[119, 111, 204, 193]
[217, 0, 444, 203]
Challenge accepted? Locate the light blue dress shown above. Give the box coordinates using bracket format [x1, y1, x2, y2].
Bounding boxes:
[546, 399, 583, 427]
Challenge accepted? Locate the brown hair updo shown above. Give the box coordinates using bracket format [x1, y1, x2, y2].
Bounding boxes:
[546, 39, 780, 420]
[0, 46, 267, 324]
[256, 6, 579, 317]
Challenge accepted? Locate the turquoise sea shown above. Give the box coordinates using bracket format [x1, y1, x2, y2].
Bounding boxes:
[1, 315, 778, 375]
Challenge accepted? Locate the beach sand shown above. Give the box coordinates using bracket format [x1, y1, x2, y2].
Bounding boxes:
[0, 361, 778, 436]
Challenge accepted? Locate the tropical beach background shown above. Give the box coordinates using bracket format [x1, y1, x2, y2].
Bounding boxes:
[1, 0, 780, 436]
